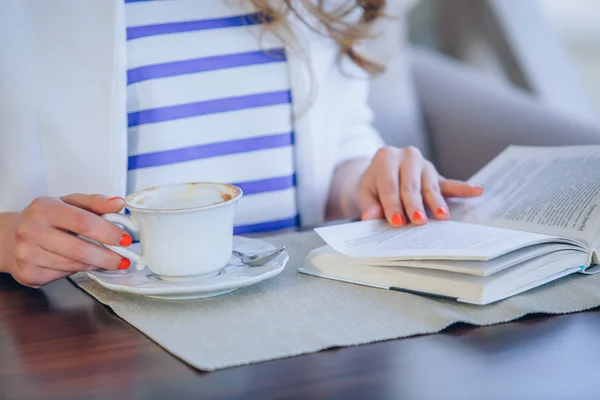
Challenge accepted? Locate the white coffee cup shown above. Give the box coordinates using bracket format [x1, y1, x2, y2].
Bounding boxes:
[100, 182, 242, 281]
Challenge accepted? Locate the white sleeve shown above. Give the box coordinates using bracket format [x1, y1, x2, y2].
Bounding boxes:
[334, 61, 385, 167]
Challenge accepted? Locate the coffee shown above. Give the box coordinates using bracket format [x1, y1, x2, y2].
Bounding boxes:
[127, 182, 240, 212]
[142, 198, 215, 211]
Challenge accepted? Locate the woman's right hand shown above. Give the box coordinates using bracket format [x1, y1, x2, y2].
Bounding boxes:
[0, 194, 133, 288]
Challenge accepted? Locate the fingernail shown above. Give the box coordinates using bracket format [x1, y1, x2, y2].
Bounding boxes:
[436, 206, 449, 216]
[412, 210, 427, 221]
[391, 214, 406, 226]
[107, 196, 124, 202]
[118, 258, 131, 270]
[120, 234, 132, 246]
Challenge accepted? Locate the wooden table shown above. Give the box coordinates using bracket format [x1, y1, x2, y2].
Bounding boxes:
[1, 274, 599, 400]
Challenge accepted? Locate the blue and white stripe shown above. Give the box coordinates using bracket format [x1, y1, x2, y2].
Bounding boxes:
[125, 0, 299, 234]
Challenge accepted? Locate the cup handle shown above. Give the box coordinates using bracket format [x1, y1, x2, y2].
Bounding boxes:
[101, 213, 146, 271]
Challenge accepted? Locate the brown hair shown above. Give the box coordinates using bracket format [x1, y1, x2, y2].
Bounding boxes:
[250, 0, 386, 75]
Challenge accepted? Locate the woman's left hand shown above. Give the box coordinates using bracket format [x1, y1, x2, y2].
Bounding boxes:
[356, 146, 484, 227]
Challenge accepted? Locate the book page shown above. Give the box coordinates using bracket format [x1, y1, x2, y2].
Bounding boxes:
[314, 219, 573, 260]
[310, 242, 578, 276]
[450, 145, 600, 246]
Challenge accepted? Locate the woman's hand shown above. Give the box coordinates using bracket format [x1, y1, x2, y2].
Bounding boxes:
[328, 146, 484, 225]
[356, 146, 483, 226]
[0, 194, 132, 288]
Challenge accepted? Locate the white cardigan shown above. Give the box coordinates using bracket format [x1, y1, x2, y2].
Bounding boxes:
[0, 1, 387, 227]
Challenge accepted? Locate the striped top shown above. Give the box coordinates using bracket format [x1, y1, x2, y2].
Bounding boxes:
[124, 0, 299, 234]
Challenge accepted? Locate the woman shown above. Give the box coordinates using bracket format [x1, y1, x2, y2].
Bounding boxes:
[0, 0, 482, 287]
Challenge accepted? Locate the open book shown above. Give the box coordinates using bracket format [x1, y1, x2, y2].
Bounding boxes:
[300, 145, 600, 305]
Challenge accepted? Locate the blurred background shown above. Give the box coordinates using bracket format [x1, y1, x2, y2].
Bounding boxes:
[538, 0, 600, 117]
[406, 0, 600, 121]
[367, 0, 600, 180]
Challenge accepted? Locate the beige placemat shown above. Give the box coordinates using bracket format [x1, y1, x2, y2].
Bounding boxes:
[70, 231, 600, 371]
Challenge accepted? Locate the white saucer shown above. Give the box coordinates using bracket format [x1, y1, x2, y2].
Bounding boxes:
[87, 236, 288, 300]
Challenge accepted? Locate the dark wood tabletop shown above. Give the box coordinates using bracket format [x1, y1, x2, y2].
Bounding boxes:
[1, 274, 600, 400]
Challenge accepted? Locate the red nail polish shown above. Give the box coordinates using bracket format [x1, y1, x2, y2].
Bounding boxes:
[120, 234, 132, 247]
[391, 214, 406, 226]
[118, 258, 131, 270]
[107, 196, 124, 201]
[436, 206, 449, 216]
[412, 210, 427, 221]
